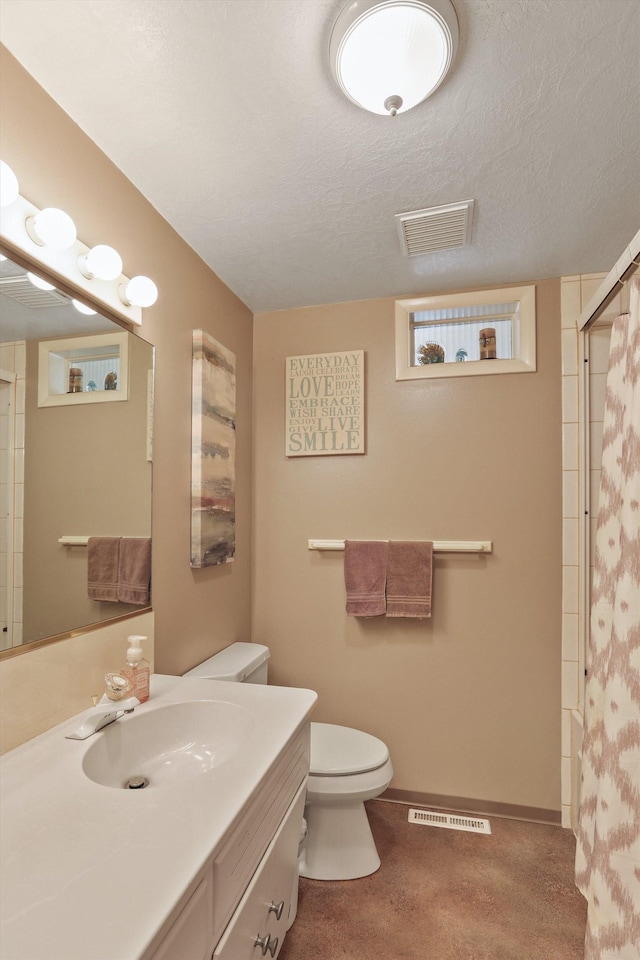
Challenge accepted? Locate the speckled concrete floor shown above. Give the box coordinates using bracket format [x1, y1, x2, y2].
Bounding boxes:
[279, 800, 587, 960]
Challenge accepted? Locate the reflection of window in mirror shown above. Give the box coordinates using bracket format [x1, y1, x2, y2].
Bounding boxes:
[395, 285, 536, 380]
[38, 332, 129, 407]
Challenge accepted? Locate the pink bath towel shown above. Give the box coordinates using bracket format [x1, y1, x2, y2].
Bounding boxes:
[87, 537, 120, 602]
[344, 540, 388, 617]
[117, 537, 151, 606]
[386, 541, 433, 619]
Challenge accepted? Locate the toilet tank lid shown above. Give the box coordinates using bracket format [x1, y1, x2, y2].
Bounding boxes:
[184, 642, 270, 681]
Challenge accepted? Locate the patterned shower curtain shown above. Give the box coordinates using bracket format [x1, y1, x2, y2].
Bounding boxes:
[575, 277, 640, 959]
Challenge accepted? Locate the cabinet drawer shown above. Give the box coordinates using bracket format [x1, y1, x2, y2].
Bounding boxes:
[213, 779, 307, 959]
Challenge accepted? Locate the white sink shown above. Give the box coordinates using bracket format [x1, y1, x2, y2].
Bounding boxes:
[82, 699, 255, 789]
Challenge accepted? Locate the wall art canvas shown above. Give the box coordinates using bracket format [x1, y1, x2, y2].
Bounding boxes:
[191, 330, 236, 566]
[285, 350, 365, 457]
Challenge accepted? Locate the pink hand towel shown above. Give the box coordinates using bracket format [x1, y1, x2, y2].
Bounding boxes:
[386, 541, 433, 619]
[344, 540, 388, 617]
[117, 537, 152, 606]
[87, 537, 120, 602]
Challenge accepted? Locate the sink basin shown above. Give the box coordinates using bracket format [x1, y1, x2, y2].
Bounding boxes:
[82, 699, 255, 789]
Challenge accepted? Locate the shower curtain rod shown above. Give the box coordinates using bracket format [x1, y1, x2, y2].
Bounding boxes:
[578, 227, 640, 332]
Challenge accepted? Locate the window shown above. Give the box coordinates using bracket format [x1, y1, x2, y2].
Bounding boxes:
[395, 285, 536, 380]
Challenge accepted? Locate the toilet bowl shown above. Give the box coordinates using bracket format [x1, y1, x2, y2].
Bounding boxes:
[300, 722, 393, 881]
[184, 643, 393, 881]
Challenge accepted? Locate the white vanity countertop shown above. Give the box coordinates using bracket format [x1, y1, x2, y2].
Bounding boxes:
[0, 674, 317, 960]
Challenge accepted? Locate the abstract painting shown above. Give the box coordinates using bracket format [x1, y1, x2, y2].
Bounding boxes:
[191, 330, 236, 567]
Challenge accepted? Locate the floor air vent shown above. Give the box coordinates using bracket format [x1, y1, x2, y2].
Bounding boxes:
[408, 808, 491, 834]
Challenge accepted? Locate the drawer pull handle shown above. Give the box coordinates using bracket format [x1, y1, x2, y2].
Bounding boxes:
[254, 933, 279, 957]
[269, 900, 285, 921]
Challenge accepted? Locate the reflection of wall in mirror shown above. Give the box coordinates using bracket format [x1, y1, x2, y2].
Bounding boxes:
[22, 333, 153, 645]
[0, 347, 24, 651]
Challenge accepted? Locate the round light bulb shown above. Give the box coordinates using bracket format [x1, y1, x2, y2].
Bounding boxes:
[79, 244, 123, 281]
[27, 271, 56, 291]
[72, 299, 97, 315]
[0, 160, 19, 207]
[120, 275, 158, 308]
[26, 208, 77, 250]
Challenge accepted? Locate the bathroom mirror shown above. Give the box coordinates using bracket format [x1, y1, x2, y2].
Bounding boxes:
[0, 249, 153, 655]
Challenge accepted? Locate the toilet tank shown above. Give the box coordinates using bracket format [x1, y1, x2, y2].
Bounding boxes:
[183, 642, 270, 684]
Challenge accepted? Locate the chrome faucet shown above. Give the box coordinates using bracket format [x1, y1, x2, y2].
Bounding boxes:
[65, 697, 140, 740]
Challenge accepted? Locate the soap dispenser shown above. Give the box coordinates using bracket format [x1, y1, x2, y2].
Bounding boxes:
[121, 635, 150, 703]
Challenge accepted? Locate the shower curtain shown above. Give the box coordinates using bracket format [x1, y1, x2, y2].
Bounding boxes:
[575, 277, 640, 960]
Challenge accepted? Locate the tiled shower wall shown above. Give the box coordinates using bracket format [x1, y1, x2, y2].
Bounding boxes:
[561, 274, 617, 830]
[0, 340, 25, 652]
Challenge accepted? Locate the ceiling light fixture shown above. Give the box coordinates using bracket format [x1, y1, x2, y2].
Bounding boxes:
[330, 0, 458, 116]
[25, 207, 77, 250]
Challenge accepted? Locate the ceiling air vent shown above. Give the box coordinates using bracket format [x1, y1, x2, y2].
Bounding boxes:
[0, 276, 70, 309]
[395, 199, 475, 257]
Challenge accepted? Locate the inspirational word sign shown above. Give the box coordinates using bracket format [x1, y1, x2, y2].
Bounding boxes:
[286, 350, 365, 457]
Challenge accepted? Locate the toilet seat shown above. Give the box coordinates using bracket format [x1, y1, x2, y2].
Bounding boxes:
[310, 722, 389, 776]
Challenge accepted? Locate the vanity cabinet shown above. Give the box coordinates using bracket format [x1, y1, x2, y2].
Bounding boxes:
[148, 725, 310, 960]
[213, 779, 306, 958]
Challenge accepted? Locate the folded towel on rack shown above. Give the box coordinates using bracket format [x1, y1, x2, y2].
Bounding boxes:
[117, 538, 152, 606]
[344, 540, 388, 617]
[87, 537, 120, 602]
[386, 541, 433, 619]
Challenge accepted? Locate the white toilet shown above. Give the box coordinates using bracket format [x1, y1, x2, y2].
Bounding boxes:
[184, 642, 393, 882]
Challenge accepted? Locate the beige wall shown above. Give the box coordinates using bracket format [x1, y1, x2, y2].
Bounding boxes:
[0, 50, 565, 814]
[0, 611, 154, 753]
[1, 49, 253, 745]
[253, 280, 563, 814]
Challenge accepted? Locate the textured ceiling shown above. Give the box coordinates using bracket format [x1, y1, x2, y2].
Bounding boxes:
[1, 0, 639, 313]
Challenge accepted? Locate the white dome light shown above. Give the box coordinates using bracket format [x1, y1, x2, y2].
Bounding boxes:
[25, 207, 77, 250]
[330, 0, 458, 116]
[0, 160, 19, 207]
[26, 271, 56, 291]
[79, 244, 123, 282]
[72, 299, 97, 315]
[119, 275, 158, 308]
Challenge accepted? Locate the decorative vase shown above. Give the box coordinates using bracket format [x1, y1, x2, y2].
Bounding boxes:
[418, 342, 445, 364]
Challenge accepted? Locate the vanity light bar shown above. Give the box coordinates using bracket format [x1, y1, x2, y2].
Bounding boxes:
[1, 193, 142, 325]
[0, 161, 158, 324]
[308, 540, 493, 553]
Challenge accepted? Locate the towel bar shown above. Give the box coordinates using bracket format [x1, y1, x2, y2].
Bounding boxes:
[58, 536, 148, 546]
[308, 539, 492, 554]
